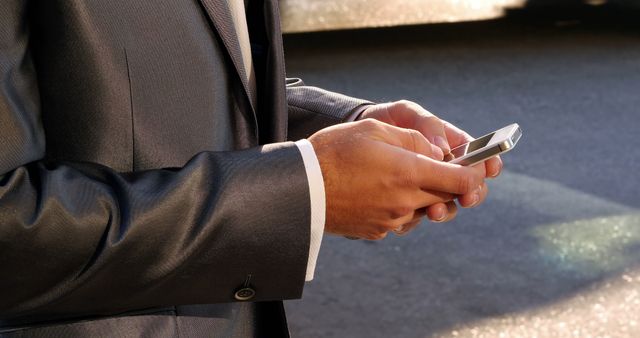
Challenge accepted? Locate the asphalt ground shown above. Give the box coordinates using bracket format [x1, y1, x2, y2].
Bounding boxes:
[280, 0, 524, 33]
[279, 0, 640, 33]
[282, 6, 640, 338]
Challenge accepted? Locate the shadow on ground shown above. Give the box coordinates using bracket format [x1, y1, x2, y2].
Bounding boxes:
[283, 3, 640, 337]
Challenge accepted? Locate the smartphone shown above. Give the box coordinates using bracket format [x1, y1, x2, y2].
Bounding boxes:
[446, 123, 522, 166]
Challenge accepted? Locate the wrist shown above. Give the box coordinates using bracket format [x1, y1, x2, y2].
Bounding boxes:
[349, 103, 376, 122]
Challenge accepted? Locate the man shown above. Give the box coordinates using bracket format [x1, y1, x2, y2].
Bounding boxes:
[0, 0, 501, 336]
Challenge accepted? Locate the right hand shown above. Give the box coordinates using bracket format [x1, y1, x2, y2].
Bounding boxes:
[308, 119, 485, 240]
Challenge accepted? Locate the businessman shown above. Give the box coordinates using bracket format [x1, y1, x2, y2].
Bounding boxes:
[0, 0, 501, 336]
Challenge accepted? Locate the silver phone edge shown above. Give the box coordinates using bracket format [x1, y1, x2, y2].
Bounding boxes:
[452, 144, 503, 166]
[450, 123, 521, 166]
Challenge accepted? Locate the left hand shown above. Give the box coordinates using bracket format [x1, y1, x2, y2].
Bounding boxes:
[359, 100, 451, 156]
[358, 100, 503, 233]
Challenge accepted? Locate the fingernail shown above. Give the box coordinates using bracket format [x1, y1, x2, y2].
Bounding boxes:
[434, 136, 450, 154]
[433, 210, 447, 222]
[431, 144, 444, 161]
[491, 161, 503, 178]
[471, 191, 480, 207]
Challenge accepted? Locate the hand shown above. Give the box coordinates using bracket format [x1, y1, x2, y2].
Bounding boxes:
[439, 119, 502, 212]
[359, 100, 451, 154]
[309, 118, 485, 240]
[358, 101, 502, 230]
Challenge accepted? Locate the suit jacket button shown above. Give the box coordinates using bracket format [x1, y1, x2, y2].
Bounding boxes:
[234, 287, 255, 301]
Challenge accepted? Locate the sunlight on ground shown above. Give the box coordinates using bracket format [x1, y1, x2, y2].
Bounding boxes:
[280, 0, 527, 33]
[434, 267, 640, 337]
[534, 213, 640, 279]
[492, 171, 640, 279]
[432, 171, 640, 337]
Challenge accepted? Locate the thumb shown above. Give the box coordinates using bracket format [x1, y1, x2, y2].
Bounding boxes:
[414, 115, 451, 156]
[377, 122, 444, 161]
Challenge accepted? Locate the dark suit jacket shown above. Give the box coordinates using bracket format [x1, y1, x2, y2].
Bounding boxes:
[0, 0, 370, 336]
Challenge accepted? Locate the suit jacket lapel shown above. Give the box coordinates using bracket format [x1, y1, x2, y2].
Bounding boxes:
[199, 0, 256, 115]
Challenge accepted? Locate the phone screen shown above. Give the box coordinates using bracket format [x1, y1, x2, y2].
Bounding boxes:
[449, 132, 494, 159]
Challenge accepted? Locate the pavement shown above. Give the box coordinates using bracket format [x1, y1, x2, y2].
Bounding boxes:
[282, 6, 640, 338]
[280, 0, 640, 33]
[280, 0, 525, 33]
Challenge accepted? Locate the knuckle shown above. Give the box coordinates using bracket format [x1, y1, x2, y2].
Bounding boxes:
[406, 128, 420, 137]
[458, 174, 476, 194]
[367, 231, 387, 240]
[365, 117, 386, 128]
[389, 192, 418, 215]
[391, 203, 417, 223]
[407, 129, 423, 141]
[391, 204, 414, 219]
[405, 130, 423, 152]
[358, 118, 378, 129]
[418, 115, 442, 130]
[374, 220, 393, 232]
[375, 232, 388, 240]
[424, 113, 439, 121]
[387, 219, 404, 230]
[395, 100, 416, 111]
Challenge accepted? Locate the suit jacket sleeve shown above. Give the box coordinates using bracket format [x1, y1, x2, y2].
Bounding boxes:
[285, 78, 374, 140]
[0, 0, 309, 321]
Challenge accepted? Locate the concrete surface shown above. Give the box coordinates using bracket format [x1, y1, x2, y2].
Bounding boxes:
[282, 8, 640, 338]
[280, 0, 525, 33]
[280, 0, 640, 33]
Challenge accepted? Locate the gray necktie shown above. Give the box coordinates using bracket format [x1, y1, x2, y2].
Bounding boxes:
[228, 0, 257, 109]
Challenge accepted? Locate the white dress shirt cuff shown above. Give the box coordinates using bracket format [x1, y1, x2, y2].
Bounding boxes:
[294, 139, 326, 282]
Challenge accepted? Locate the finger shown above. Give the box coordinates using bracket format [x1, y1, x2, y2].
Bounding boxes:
[391, 209, 416, 229]
[414, 156, 485, 195]
[473, 161, 487, 178]
[386, 101, 450, 156]
[442, 120, 504, 177]
[387, 210, 415, 236]
[441, 201, 458, 222]
[365, 232, 388, 241]
[426, 202, 448, 222]
[379, 122, 444, 161]
[394, 218, 422, 236]
[412, 188, 454, 210]
[405, 207, 427, 224]
[394, 207, 427, 236]
[411, 111, 450, 155]
[442, 120, 474, 148]
[485, 155, 503, 178]
[356, 226, 391, 241]
[446, 162, 485, 205]
[458, 182, 489, 208]
[427, 201, 458, 222]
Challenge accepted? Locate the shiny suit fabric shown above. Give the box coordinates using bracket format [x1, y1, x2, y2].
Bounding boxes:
[0, 0, 370, 336]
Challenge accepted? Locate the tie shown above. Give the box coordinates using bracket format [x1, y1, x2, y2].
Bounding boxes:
[228, 0, 257, 109]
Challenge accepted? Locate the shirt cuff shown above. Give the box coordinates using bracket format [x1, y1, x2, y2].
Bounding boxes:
[294, 139, 326, 282]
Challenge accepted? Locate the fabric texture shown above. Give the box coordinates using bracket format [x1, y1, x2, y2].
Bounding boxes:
[286, 78, 374, 140]
[0, 0, 370, 336]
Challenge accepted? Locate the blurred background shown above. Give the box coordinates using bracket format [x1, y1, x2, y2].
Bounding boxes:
[280, 0, 640, 337]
